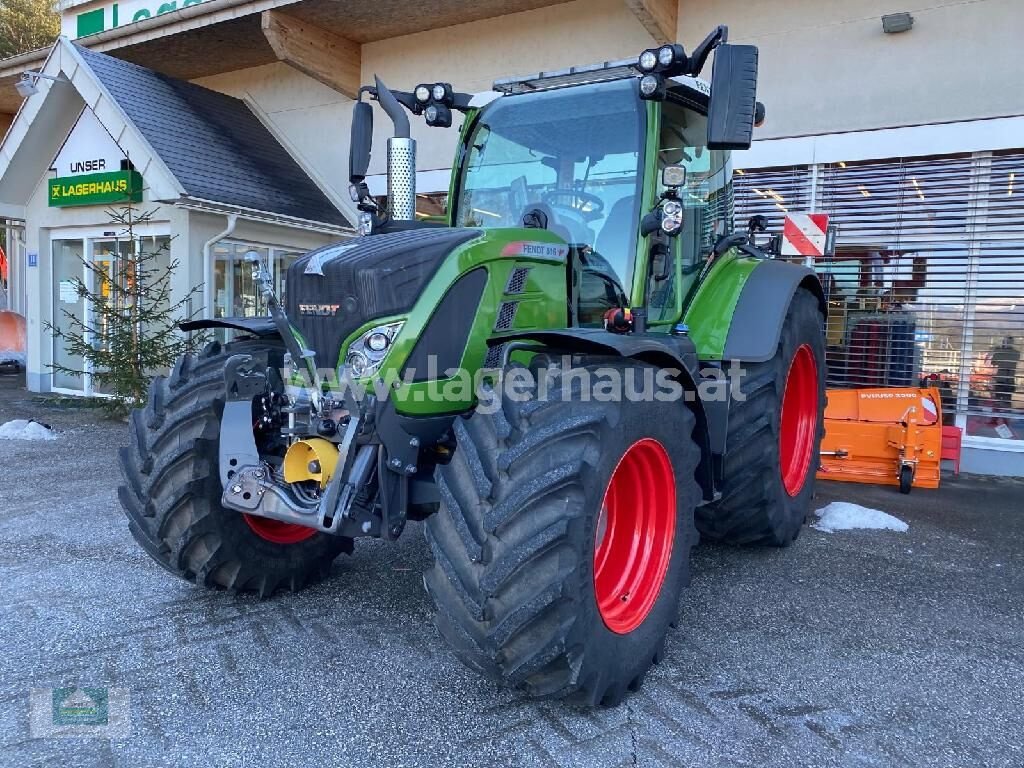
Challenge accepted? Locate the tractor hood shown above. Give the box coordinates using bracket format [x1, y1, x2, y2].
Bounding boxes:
[285, 228, 481, 370]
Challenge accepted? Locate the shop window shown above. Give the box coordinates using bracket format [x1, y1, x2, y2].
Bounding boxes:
[212, 243, 303, 341]
[736, 151, 1024, 444]
[372, 192, 449, 221]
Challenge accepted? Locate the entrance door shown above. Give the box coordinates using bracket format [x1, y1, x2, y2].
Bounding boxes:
[50, 230, 169, 395]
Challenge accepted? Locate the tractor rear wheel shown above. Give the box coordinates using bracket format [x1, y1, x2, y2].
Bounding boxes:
[425, 360, 700, 705]
[695, 288, 826, 546]
[118, 338, 351, 596]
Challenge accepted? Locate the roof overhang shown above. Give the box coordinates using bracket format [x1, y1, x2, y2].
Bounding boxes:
[0, 1, 577, 114]
[0, 38, 349, 231]
[0, 38, 184, 208]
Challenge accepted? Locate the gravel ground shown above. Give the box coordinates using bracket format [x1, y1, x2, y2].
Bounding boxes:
[1, 371, 1022, 768]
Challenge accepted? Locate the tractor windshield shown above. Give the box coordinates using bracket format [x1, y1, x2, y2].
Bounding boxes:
[454, 78, 645, 293]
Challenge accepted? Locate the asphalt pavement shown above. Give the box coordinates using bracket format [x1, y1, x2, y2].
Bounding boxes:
[1, 371, 1022, 768]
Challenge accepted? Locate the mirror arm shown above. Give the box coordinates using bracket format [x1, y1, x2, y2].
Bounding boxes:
[687, 25, 728, 76]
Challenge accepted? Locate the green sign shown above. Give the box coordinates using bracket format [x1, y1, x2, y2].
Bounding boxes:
[48, 170, 143, 208]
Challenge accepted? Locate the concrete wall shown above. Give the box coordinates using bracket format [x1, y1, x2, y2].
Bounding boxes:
[195, 0, 657, 196]
[678, 0, 1024, 140]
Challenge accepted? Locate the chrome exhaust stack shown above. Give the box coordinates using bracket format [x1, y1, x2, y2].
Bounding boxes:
[375, 76, 417, 221]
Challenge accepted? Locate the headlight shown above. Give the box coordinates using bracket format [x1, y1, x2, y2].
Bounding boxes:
[414, 85, 431, 103]
[366, 331, 390, 352]
[661, 200, 684, 234]
[345, 321, 404, 379]
[638, 49, 658, 72]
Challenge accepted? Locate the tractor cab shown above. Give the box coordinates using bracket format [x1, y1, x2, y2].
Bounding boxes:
[450, 75, 735, 327]
[347, 26, 759, 331]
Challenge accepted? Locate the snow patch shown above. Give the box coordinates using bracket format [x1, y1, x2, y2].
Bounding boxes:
[0, 419, 58, 441]
[812, 502, 908, 533]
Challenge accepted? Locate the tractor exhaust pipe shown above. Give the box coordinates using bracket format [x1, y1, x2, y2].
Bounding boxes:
[374, 76, 416, 221]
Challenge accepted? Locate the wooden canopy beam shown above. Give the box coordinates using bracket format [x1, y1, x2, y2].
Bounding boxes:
[261, 10, 361, 99]
[624, 0, 677, 45]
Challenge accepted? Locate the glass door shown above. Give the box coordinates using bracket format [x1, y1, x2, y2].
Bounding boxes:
[50, 232, 171, 395]
[90, 239, 121, 396]
[52, 238, 87, 392]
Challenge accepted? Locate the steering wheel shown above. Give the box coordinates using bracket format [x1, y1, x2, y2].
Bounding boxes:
[542, 189, 605, 221]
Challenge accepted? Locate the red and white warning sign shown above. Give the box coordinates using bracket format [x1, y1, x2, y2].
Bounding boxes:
[781, 213, 830, 258]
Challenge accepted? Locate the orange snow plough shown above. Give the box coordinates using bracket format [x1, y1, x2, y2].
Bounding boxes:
[0, 310, 26, 368]
[816, 387, 943, 494]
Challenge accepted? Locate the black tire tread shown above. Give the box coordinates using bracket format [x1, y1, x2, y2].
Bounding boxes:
[426, 362, 701, 704]
[118, 339, 350, 597]
[696, 289, 826, 546]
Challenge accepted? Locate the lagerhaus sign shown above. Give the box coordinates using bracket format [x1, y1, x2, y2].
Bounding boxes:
[64, 0, 212, 39]
[49, 108, 142, 207]
[48, 171, 143, 208]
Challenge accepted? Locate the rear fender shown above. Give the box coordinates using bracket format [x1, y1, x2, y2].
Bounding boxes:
[683, 250, 825, 364]
[722, 260, 825, 364]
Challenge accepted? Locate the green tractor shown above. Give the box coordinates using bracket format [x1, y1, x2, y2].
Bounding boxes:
[120, 26, 826, 706]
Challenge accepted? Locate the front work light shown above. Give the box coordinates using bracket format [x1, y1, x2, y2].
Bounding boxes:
[638, 49, 658, 72]
[662, 164, 687, 189]
[431, 82, 453, 103]
[657, 45, 675, 67]
[639, 73, 666, 100]
[661, 200, 684, 234]
[414, 85, 431, 103]
[424, 103, 452, 128]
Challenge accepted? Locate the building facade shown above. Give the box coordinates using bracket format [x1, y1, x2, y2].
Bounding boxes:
[0, 0, 1022, 473]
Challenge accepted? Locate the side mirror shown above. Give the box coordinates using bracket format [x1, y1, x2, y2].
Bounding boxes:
[349, 100, 373, 183]
[707, 43, 759, 150]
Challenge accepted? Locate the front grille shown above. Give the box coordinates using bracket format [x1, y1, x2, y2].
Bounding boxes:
[284, 228, 480, 370]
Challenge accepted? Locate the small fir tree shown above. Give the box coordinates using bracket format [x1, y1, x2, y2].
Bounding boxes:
[48, 203, 205, 410]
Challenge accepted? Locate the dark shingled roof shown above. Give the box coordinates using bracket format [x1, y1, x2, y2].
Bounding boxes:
[75, 45, 349, 227]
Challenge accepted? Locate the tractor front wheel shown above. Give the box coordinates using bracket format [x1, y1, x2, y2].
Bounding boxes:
[695, 288, 826, 546]
[425, 361, 700, 705]
[118, 339, 351, 596]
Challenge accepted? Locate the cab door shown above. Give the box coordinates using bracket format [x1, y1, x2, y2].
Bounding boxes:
[644, 94, 735, 328]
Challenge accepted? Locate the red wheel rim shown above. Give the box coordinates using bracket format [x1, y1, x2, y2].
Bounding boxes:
[243, 514, 318, 544]
[779, 344, 819, 497]
[593, 438, 676, 635]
